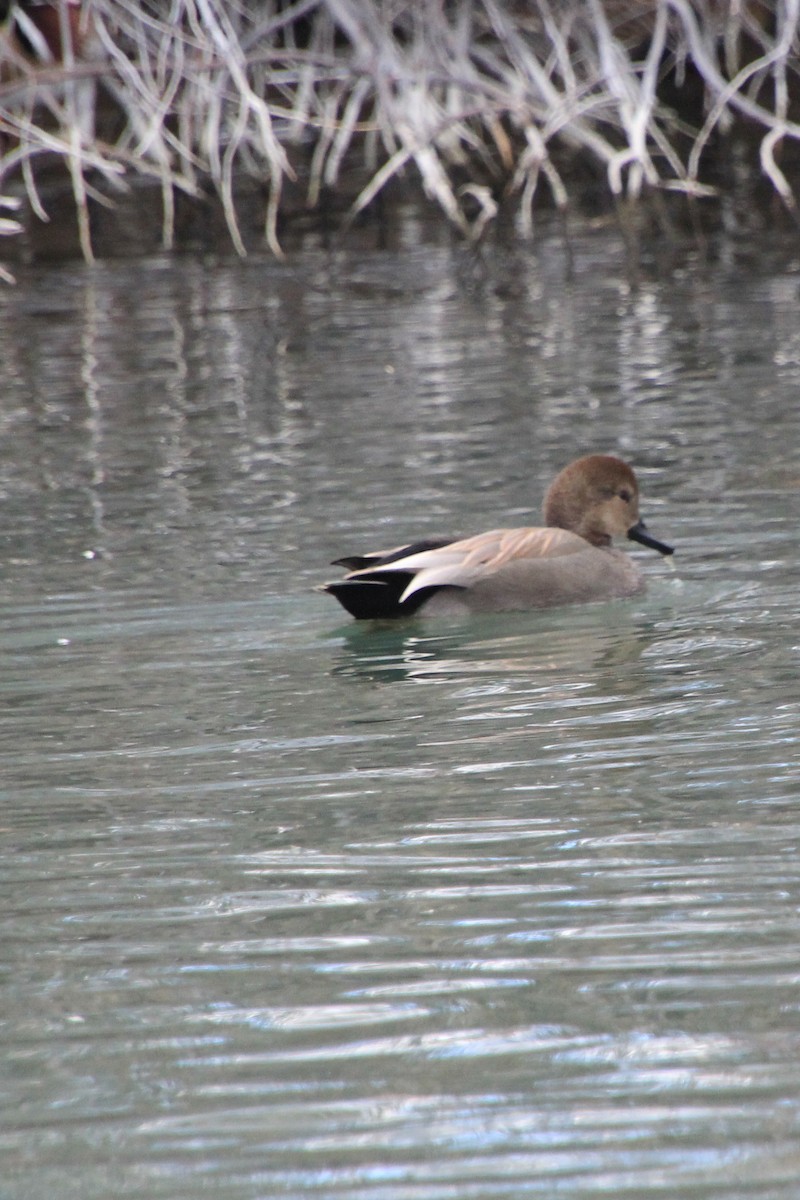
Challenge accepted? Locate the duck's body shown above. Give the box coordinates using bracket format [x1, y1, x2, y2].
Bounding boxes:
[322, 455, 673, 620]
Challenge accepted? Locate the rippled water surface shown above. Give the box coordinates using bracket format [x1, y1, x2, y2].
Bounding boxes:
[2, 218, 800, 1199]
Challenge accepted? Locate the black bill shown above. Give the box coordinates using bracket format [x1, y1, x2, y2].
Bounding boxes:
[627, 519, 674, 556]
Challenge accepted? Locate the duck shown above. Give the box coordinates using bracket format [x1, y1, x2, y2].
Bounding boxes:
[321, 454, 673, 620]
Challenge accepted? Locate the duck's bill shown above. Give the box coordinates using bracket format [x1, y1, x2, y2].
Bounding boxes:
[627, 520, 674, 556]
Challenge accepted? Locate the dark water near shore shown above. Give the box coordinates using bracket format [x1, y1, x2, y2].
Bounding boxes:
[1, 215, 800, 1198]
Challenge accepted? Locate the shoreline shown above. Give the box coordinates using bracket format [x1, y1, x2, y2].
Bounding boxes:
[2, 2, 800, 272]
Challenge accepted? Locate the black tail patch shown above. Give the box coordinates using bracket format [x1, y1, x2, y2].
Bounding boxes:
[324, 536, 459, 619]
[322, 573, 442, 620]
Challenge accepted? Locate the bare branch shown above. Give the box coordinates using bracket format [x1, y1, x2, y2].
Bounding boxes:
[0, 0, 798, 275]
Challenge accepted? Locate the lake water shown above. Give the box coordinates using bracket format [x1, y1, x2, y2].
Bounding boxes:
[1, 212, 800, 1199]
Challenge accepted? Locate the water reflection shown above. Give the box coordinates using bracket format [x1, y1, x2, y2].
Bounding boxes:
[2, 222, 800, 1199]
[328, 608, 661, 687]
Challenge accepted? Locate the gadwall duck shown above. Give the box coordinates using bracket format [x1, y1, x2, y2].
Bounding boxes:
[322, 454, 673, 620]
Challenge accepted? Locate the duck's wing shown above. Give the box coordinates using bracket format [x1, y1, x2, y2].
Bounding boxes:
[372, 526, 586, 602]
[331, 536, 456, 572]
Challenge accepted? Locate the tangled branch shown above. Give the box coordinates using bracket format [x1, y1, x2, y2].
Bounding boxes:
[1, 0, 798, 266]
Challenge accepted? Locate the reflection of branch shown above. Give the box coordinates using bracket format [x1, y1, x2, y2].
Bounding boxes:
[1, 0, 800, 268]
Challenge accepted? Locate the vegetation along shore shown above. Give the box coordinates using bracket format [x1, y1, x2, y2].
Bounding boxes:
[1, 1, 798, 276]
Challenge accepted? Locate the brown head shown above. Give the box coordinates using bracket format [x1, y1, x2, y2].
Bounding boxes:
[543, 454, 673, 554]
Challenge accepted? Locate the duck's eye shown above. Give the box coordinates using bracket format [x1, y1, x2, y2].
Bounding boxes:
[618, 488, 633, 503]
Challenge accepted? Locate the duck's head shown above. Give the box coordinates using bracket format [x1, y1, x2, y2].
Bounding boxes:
[543, 454, 673, 555]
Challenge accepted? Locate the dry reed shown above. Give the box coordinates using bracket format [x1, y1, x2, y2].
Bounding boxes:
[0, 0, 798, 275]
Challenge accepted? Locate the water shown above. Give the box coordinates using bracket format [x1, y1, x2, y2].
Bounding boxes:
[1, 215, 800, 1199]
